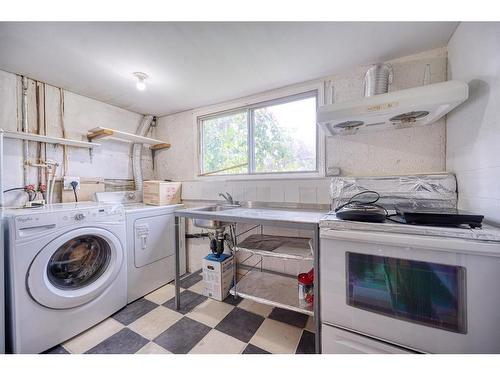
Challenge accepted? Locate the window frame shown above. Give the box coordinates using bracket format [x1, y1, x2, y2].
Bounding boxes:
[197, 90, 321, 179]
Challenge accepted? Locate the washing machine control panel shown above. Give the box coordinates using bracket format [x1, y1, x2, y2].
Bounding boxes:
[12, 204, 125, 240]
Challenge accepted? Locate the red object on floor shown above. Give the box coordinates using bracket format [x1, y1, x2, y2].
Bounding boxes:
[298, 268, 314, 308]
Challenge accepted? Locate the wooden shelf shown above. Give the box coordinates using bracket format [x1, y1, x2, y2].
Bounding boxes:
[87, 127, 171, 149]
[3, 130, 100, 149]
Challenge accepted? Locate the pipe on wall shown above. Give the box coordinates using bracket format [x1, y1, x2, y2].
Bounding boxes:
[21, 76, 29, 186]
[132, 115, 154, 191]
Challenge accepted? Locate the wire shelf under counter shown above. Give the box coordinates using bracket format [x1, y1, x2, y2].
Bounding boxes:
[234, 234, 313, 261]
[229, 269, 314, 316]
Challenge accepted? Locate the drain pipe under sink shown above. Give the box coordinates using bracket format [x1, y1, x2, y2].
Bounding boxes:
[132, 115, 154, 191]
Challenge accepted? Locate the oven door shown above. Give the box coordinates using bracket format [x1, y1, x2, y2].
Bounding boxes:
[320, 228, 500, 354]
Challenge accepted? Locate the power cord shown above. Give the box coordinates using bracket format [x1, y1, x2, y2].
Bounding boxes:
[334, 190, 388, 215]
[3, 186, 36, 201]
[70, 180, 79, 202]
[3, 187, 25, 193]
[334, 190, 403, 223]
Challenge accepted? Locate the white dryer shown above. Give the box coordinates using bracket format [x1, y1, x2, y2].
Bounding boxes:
[4, 202, 127, 353]
[96, 192, 186, 303]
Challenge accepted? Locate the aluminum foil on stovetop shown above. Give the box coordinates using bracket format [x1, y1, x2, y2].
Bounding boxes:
[330, 173, 457, 210]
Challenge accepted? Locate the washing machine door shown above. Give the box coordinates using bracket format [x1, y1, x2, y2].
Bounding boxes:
[27, 227, 124, 309]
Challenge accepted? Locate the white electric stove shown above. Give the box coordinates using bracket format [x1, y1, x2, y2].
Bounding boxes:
[319, 174, 500, 354]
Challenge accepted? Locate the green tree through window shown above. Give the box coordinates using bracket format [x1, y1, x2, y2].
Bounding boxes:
[200, 93, 316, 175]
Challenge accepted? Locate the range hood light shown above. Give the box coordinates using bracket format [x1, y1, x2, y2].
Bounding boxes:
[390, 111, 430, 124]
[334, 121, 364, 129]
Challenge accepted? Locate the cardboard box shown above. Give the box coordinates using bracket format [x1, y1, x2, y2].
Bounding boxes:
[143, 181, 181, 205]
[202, 254, 234, 301]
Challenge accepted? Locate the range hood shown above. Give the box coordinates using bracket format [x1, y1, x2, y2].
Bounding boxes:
[317, 80, 469, 136]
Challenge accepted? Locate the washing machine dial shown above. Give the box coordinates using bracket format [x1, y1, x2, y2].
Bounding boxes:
[73, 213, 85, 221]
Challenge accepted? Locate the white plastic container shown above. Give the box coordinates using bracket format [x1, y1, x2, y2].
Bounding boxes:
[202, 254, 234, 301]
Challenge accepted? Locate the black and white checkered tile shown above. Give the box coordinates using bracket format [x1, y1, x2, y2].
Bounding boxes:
[43, 270, 315, 354]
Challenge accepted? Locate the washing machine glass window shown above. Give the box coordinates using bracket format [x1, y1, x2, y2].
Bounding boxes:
[47, 235, 112, 290]
[28, 227, 124, 309]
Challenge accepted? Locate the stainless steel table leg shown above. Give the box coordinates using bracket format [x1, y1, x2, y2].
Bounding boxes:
[174, 216, 181, 310]
[313, 225, 321, 354]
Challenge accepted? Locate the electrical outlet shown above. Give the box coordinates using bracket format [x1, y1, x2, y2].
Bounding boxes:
[63, 176, 80, 190]
[326, 167, 341, 177]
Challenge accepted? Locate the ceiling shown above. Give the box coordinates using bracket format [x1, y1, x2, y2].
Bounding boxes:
[0, 22, 458, 116]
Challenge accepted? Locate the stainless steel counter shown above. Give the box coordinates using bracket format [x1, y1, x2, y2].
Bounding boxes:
[175, 206, 327, 229]
[173, 205, 328, 353]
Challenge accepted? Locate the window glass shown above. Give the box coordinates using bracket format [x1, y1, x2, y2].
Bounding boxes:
[199, 92, 317, 176]
[254, 96, 316, 173]
[201, 111, 248, 175]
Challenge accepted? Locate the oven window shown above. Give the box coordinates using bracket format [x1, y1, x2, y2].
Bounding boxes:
[346, 252, 466, 333]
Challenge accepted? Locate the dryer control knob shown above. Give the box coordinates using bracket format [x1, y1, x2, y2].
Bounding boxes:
[74, 213, 85, 221]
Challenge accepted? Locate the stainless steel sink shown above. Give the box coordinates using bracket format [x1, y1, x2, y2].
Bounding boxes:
[192, 204, 239, 230]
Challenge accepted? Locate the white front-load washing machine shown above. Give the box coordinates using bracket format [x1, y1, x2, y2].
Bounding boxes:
[95, 191, 186, 303]
[4, 202, 127, 353]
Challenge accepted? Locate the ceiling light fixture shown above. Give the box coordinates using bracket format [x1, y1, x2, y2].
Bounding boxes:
[133, 72, 148, 91]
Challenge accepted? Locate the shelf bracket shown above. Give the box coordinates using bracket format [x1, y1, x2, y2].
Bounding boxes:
[87, 128, 114, 142]
[150, 143, 171, 150]
[150, 143, 171, 170]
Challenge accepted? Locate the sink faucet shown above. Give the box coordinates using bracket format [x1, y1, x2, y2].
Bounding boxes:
[219, 192, 234, 205]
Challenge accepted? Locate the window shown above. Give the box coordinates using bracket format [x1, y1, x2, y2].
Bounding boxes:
[199, 91, 317, 176]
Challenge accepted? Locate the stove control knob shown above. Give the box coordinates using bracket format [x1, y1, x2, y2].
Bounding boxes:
[74, 213, 85, 221]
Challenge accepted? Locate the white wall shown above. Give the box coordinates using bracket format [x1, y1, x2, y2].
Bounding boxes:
[446, 23, 500, 225]
[0, 70, 153, 207]
[155, 48, 447, 206]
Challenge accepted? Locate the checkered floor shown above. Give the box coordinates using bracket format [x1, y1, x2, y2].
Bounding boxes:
[43, 270, 315, 354]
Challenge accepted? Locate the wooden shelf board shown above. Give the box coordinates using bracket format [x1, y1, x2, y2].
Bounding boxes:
[87, 126, 170, 148]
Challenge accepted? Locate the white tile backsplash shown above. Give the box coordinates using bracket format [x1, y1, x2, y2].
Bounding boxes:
[298, 186, 317, 204]
[316, 182, 331, 204]
[181, 178, 331, 205]
[284, 183, 301, 203]
[243, 185, 258, 201]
